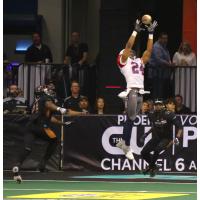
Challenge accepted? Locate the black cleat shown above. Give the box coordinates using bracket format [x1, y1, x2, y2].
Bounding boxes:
[142, 166, 151, 175]
[149, 165, 159, 177]
[14, 175, 22, 184]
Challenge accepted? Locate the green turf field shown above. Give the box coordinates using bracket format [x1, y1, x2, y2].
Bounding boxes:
[3, 179, 197, 200]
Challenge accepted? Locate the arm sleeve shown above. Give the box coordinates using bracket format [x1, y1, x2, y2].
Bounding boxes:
[117, 54, 127, 68]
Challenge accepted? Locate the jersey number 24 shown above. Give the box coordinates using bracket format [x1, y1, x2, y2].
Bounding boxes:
[131, 62, 144, 75]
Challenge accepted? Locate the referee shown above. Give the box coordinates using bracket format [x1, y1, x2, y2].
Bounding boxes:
[140, 99, 183, 177]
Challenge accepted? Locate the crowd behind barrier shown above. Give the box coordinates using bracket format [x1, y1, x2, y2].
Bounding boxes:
[3, 62, 196, 113]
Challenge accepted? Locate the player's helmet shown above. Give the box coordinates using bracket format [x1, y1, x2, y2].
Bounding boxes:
[154, 99, 165, 111]
[119, 49, 136, 59]
[34, 85, 45, 98]
[43, 83, 56, 98]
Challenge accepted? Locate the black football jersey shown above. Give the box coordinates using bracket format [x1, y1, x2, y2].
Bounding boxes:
[148, 110, 182, 139]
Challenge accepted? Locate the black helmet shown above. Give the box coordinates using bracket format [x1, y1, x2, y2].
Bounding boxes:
[34, 85, 45, 97]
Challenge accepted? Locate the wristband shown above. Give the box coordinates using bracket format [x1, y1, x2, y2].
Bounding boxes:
[56, 107, 61, 111]
[132, 31, 137, 37]
[149, 34, 153, 39]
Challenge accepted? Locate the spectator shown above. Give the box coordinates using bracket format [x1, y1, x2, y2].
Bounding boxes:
[148, 32, 174, 99]
[175, 94, 191, 114]
[140, 101, 149, 114]
[64, 80, 84, 111]
[165, 99, 176, 112]
[25, 32, 53, 63]
[64, 32, 88, 80]
[31, 85, 44, 114]
[78, 96, 90, 113]
[146, 99, 154, 112]
[3, 84, 28, 114]
[173, 42, 196, 66]
[94, 97, 106, 114]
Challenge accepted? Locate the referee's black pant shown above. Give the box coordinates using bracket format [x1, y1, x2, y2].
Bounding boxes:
[141, 136, 170, 168]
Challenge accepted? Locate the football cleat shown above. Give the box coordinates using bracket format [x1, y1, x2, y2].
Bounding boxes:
[116, 140, 134, 160]
[14, 175, 22, 184]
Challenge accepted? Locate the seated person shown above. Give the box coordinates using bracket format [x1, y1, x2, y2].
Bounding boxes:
[3, 84, 28, 114]
[93, 97, 106, 114]
[175, 94, 191, 114]
[64, 80, 84, 111]
[77, 96, 90, 113]
[165, 99, 176, 113]
[140, 101, 150, 114]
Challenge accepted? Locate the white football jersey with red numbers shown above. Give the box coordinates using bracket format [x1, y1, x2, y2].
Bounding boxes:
[117, 50, 144, 89]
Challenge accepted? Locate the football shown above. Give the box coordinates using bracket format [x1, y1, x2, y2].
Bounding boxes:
[142, 14, 152, 25]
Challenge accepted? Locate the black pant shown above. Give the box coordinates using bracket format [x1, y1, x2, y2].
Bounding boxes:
[16, 122, 58, 168]
[141, 136, 170, 168]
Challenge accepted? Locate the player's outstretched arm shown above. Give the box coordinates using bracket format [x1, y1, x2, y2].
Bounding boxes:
[121, 19, 143, 63]
[141, 21, 158, 64]
[45, 101, 67, 114]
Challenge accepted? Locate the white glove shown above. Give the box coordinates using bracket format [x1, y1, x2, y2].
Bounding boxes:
[174, 137, 179, 146]
[64, 121, 73, 126]
[57, 107, 67, 114]
[134, 19, 145, 32]
[146, 20, 158, 33]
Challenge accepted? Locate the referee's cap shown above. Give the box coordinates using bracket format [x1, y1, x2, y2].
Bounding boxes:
[154, 99, 164, 105]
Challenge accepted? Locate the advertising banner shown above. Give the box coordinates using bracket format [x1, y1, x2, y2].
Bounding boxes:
[63, 115, 197, 172]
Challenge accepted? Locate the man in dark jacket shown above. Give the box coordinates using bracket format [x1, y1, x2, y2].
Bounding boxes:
[25, 32, 53, 63]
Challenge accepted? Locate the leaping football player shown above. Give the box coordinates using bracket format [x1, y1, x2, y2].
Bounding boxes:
[116, 19, 158, 160]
